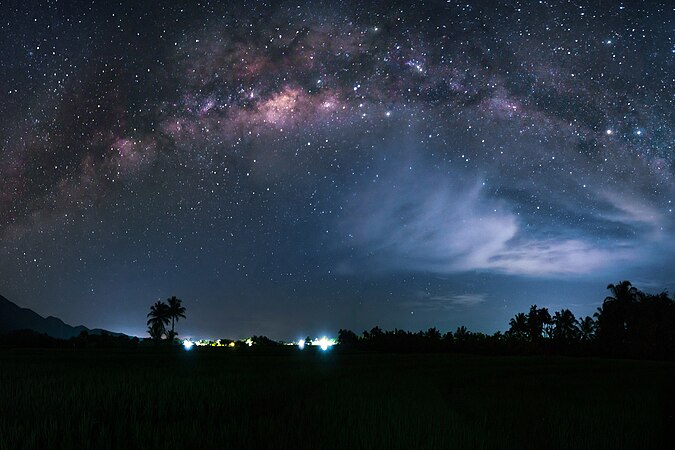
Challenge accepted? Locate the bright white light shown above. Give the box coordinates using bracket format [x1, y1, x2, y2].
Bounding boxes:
[318, 337, 331, 351]
[297, 340, 305, 350]
[606, 129, 613, 135]
[183, 339, 194, 350]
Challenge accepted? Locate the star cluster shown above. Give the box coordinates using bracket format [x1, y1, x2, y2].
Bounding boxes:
[0, 0, 673, 338]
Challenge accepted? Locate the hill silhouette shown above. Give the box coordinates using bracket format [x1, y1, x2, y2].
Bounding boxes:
[0, 294, 122, 339]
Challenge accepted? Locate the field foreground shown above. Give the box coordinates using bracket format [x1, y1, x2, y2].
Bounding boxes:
[1, 348, 673, 449]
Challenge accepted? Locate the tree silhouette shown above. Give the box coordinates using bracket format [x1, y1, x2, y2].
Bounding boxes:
[166, 296, 186, 341]
[328, 281, 673, 358]
[605, 281, 638, 303]
[454, 326, 470, 343]
[337, 329, 359, 348]
[552, 309, 580, 343]
[147, 321, 164, 342]
[251, 335, 279, 346]
[526, 305, 551, 343]
[578, 316, 596, 341]
[147, 300, 170, 342]
[424, 327, 441, 341]
[507, 312, 528, 341]
[369, 326, 384, 338]
[594, 281, 638, 347]
[632, 291, 675, 356]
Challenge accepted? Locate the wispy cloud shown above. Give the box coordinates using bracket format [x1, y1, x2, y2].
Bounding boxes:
[339, 167, 642, 277]
[407, 292, 487, 311]
[598, 190, 665, 234]
[485, 238, 632, 276]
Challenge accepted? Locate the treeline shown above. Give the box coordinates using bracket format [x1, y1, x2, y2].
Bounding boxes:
[338, 281, 675, 359]
[3, 280, 673, 359]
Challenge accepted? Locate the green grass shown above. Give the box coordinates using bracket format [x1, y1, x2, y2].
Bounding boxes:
[0, 348, 673, 449]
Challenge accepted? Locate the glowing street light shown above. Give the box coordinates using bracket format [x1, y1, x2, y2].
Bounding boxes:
[183, 339, 194, 350]
[297, 339, 305, 350]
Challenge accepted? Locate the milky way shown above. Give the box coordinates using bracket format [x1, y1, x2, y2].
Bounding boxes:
[1, 0, 673, 338]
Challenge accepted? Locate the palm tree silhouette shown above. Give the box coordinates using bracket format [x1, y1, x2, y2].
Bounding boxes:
[508, 312, 528, 341]
[578, 316, 596, 341]
[166, 296, 186, 341]
[595, 281, 638, 345]
[552, 309, 580, 343]
[526, 305, 551, 342]
[604, 281, 638, 305]
[147, 300, 170, 342]
[147, 320, 165, 342]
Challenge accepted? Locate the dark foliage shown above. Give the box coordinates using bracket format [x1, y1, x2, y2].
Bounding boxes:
[337, 281, 675, 359]
[251, 335, 281, 347]
[0, 330, 70, 348]
[4, 281, 673, 360]
[594, 281, 675, 358]
[71, 330, 140, 349]
[147, 301, 170, 342]
[166, 296, 186, 341]
[146, 297, 187, 343]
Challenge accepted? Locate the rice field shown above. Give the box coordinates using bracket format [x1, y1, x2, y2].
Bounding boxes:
[0, 347, 673, 449]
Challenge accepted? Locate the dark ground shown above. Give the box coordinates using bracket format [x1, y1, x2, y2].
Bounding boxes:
[1, 347, 673, 449]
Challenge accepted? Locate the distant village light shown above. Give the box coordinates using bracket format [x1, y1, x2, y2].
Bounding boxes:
[183, 339, 194, 350]
[317, 337, 333, 351]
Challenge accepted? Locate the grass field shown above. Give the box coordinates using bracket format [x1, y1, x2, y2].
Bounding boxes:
[1, 347, 673, 449]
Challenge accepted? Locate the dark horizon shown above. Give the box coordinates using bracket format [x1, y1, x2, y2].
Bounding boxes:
[0, 279, 671, 344]
[1, 0, 673, 341]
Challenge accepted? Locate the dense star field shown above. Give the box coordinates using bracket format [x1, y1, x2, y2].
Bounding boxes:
[0, 1, 673, 339]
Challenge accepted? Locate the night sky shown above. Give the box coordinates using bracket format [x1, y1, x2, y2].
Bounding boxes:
[1, 0, 673, 340]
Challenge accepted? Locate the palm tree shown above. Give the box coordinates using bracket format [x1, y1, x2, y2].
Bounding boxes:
[604, 281, 638, 306]
[552, 309, 580, 343]
[595, 281, 638, 345]
[147, 300, 170, 342]
[147, 320, 165, 342]
[578, 316, 596, 341]
[526, 305, 551, 342]
[166, 296, 186, 341]
[507, 312, 528, 341]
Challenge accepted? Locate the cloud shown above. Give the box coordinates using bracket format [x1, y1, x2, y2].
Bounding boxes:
[485, 238, 631, 276]
[339, 166, 639, 277]
[406, 292, 487, 311]
[438, 293, 487, 307]
[598, 190, 665, 232]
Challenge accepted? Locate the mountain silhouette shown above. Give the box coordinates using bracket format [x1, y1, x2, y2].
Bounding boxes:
[0, 294, 122, 339]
